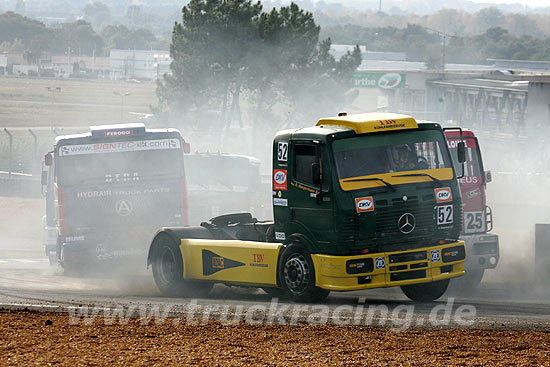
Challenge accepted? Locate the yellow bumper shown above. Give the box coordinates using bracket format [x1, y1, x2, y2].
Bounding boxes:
[312, 241, 465, 291]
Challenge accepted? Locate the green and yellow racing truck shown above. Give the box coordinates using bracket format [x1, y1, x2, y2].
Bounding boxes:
[147, 113, 467, 302]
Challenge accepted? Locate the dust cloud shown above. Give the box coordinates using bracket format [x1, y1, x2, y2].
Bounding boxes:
[473, 123, 550, 299]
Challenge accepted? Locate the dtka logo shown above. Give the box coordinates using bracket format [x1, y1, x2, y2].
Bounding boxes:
[355, 196, 374, 213]
[435, 187, 453, 203]
[431, 250, 441, 262]
[375, 257, 385, 269]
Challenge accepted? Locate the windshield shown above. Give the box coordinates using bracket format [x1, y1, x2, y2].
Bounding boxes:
[333, 129, 452, 180]
[57, 140, 184, 186]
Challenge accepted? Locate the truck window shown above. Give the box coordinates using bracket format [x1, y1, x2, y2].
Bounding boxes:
[294, 144, 318, 186]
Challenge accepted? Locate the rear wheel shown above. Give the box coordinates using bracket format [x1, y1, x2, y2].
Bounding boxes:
[401, 278, 450, 302]
[279, 244, 329, 303]
[151, 236, 212, 298]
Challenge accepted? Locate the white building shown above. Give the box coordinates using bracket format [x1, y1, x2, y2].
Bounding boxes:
[109, 49, 171, 81]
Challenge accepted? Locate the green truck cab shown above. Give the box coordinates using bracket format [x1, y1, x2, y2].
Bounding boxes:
[147, 113, 466, 302]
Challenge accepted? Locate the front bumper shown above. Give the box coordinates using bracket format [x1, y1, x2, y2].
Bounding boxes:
[60, 230, 154, 266]
[311, 241, 466, 291]
[461, 233, 499, 270]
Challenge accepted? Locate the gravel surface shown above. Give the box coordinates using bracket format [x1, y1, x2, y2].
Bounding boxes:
[2, 310, 550, 366]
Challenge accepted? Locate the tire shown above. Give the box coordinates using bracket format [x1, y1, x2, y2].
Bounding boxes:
[452, 269, 484, 290]
[401, 278, 450, 302]
[48, 252, 58, 266]
[279, 244, 330, 303]
[151, 235, 212, 298]
[62, 260, 80, 277]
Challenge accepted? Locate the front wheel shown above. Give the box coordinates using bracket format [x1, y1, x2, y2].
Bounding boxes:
[151, 236, 212, 298]
[279, 244, 329, 303]
[401, 278, 450, 302]
[452, 269, 484, 290]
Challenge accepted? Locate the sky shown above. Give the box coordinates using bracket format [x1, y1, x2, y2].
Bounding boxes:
[469, 0, 548, 6]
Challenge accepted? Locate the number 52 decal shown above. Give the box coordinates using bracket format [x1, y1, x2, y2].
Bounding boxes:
[277, 141, 288, 162]
[436, 205, 453, 225]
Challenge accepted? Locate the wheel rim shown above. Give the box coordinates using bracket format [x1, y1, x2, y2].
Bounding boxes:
[158, 246, 177, 285]
[284, 254, 310, 294]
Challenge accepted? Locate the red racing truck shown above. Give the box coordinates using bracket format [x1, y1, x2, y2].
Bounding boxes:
[42, 123, 190, 274]
[445, 129, 499, 287]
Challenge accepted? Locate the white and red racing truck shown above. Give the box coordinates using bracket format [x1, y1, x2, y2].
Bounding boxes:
[41, 123, 190, 274]
[445, 129, 499, 287]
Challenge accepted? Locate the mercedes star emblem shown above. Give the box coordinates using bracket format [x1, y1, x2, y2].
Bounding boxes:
[398, 213, 416, 234]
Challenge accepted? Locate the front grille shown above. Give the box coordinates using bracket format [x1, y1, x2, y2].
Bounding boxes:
[388, 250, 427, 264]
[410, 262, 428, 269]
[390, 269, 426, 281]
[374, 196, 433, 241]
[338, 192, 461, 252]
[473, 242, 497, 255]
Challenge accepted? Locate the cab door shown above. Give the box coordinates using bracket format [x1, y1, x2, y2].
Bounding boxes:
[285, 141, 335, 253]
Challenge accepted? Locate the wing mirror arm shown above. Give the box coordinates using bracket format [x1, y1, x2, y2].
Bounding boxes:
[457, 141, 466, 179]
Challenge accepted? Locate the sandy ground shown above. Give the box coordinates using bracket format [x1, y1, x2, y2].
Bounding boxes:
[2, 310, 549, 366]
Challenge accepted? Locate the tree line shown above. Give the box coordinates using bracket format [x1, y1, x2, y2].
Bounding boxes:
[322, 23, 550, 66]
[0, 11, 167, 63]
[320, 7, 550, 38]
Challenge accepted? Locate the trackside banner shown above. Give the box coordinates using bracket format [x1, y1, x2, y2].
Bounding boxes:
[59, 139, 181, 156]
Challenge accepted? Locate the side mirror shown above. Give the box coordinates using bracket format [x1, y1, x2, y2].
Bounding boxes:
[311, 162, 322, 185]
[485, 170, 492, 183]
[183, 142, 191, 154]
[457, 142, 466, 163]
[44, 152, 53, 166]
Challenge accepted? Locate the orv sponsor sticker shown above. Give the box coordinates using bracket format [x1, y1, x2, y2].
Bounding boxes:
[355, 196, 374, 213]
[435, 187, 452, 203]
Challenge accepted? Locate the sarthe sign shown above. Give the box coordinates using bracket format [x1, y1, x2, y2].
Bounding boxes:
[353, 72, 406, 89]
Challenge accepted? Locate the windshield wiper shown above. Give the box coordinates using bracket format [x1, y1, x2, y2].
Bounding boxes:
[342, 177, 396, 191]
[391, 173, 442, 187]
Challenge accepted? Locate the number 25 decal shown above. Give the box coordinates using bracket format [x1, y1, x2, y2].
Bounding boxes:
[464, 211, 485, 233]
[278, 141, 288, 162]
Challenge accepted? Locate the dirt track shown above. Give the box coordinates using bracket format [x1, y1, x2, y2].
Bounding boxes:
[2, 310, 549, 366]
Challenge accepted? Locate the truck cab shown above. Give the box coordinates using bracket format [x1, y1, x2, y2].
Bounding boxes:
[147, 113, 467, 302]
[444, 129, 499, 287]
[42, 123, 189, 274]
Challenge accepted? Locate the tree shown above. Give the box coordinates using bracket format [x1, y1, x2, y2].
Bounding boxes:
[254, 4, 361, 129]
[101, 25, 159, 52]
[157, 0, 263, 129]
[126, 4, 141, 27]
[49, 20, 104, 56]
[157, 0, 362, 136]
[475, 7, 505, 34]
[0, 12, 46, 46]
[83, 1, 111, 29]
